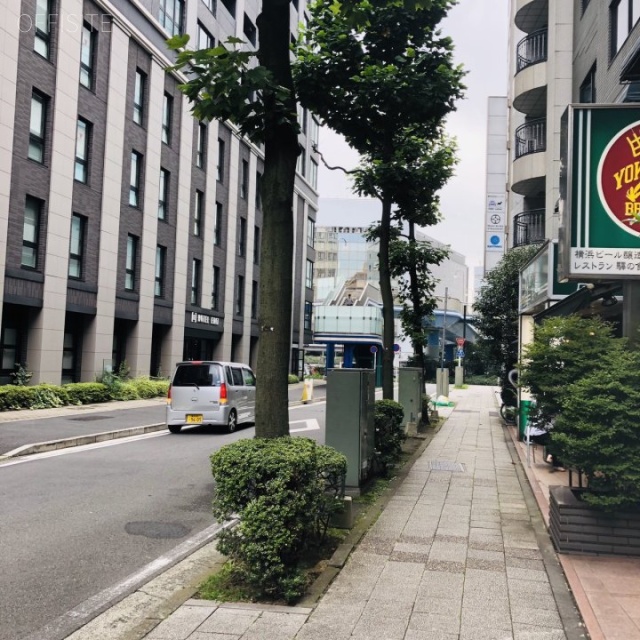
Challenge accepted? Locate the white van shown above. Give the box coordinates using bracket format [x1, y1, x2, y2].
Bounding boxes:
[166, 361, 256, 433]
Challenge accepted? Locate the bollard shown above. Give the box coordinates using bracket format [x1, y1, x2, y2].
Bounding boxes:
[301, 377, 314, 404]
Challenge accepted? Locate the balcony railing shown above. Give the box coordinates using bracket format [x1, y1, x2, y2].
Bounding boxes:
[514, 209, 546, 247]
[516, 28, 548, 73]
[515, 118, 546, 158]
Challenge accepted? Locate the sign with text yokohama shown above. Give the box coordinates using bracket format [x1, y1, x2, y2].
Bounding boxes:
[559, 105, 640, 281]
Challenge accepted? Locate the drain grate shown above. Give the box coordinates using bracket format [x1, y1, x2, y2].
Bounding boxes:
[427, 460, 466, 473]
[453, 410, 480, 414]
[69, 415, 113, 422]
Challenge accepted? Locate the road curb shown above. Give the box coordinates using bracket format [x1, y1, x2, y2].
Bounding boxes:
[0, 423, 166, 459]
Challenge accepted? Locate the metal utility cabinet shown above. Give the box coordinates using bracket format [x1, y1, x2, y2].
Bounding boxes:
[325, 369, 376, 490]
[398, 367, 423, 430]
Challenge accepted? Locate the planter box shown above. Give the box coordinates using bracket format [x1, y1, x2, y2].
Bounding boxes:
[549, 485, 640, 556]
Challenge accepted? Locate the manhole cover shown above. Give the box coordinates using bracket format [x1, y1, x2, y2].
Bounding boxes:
[69, 416, 113, 422]
[125, 521, 191, 539]
[426, 460, 466, 473]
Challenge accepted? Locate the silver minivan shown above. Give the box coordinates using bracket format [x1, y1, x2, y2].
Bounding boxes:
[166, 361, 256, 433]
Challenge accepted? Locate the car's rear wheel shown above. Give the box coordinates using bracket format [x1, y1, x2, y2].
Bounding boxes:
[227, 409, 237, 433]
[168, 425, 182, 434]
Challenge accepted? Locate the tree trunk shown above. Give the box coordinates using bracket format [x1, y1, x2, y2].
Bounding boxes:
[407, 221, 425, 374]
[254, 0, 299, 438]
[379, 196, 395, 399]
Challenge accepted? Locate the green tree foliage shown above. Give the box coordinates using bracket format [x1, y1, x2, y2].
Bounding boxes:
[473, 246, 538, 400]
[295, 0, 464, 398]
[553, 348, 640, 511]
[167, 2, 300, 438]
[519, 315, 621, 424]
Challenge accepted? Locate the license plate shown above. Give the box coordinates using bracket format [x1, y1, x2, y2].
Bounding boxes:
[186, 414, 203, 424]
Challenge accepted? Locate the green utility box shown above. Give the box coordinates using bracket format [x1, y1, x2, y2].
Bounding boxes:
[398, 367, 423, 430]
[325, 369, 376, 491]
[518, 399, 534, 441]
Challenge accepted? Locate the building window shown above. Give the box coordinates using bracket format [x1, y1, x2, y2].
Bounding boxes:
[304, 301, 312, 331]
[198, 21, 213, 49]
[611, 0, 640, 57]
[309, 158, 318, 189]
[202, 0, 216, 13]
[133, 69, 146, 125]
[220, 0, 236, 17]
[74, 118, 90, 183]
[235, 275, 244, 315]
[162, 93, 172, 144]
[243, 14, 257, 46]
[240, 159, 249, 199]
[29, 91, 47, 164]
[68, 214, 86, 279]
[129, 151, 143, 207]
[251, 280, 258, 318]
[298, 104, 307, 133]
[22, 196, 42, 269]
[255, 171, 262, 209]
[214, 201, 223, 246]
[125, 234, 137, 290]
[296, 145, 306, 176]
[253, 226, 260, 264]
[217, 138, 225, 182]
[196, 123, 207, 168]
[193, 190, 204, 236]
[191, 258, 201, 305]
[1, 327, 18, 372]
[305, 259, 314, 289]
[310, 117, 319, 146]
[579, 65, 596, 103]
[80, 23, 96, 89]
[159, 0, 184, 36]
[155, 245, 166, 297]
[211, 265, 220, 310]
[238, 217, 247, 256]
[62, 332, 77, 383]
[307, 218, 315, 247]
[158, 168, 169, 220]
[34, 0, 52, 59]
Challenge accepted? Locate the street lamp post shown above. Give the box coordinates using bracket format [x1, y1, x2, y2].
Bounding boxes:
[436, 286, 450, 398]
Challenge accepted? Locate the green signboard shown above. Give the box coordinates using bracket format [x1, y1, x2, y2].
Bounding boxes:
[559, 105, 640, 281]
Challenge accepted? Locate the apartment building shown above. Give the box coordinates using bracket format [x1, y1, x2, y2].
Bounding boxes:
[506, 0, 640, 336]
[0, 0, 318, 384]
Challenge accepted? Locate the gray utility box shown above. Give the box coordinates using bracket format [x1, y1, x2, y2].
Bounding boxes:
[398, 367, 423, 429]
[325, 369, 376, 490]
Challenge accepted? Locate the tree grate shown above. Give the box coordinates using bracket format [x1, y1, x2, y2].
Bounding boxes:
[427, 460, 466, 473]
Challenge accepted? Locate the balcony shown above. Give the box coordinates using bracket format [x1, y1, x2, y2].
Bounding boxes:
[517, 29, 547, 72]
[512, 119, 547, 197]
[513, 209, 546, 247]
[515, 0, 548, 33]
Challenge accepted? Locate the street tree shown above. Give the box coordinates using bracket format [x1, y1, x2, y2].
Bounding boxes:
[296, 0, 464, 398]
[168, 2, 299, 438]
[473, 245, 538, 401]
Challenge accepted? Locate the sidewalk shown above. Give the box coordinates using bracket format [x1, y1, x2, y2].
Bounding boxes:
[71, 385, 594, 640]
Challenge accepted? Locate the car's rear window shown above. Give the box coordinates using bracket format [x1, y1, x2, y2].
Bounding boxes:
[173, 364, 222, 387]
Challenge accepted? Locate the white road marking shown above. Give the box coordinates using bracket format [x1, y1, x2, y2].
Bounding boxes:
[290, 419, 321, 433]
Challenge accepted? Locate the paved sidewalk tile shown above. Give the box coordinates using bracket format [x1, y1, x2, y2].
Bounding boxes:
[145, 386, 574, 640]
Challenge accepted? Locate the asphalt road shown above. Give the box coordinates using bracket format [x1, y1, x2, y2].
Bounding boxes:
[0, 400, 326, 640]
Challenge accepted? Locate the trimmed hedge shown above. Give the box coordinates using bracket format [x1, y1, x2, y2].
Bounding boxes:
[0, 377, 169, 412]
[288, 374, 300, 384]
[373, 399, 407, 477]
[210, 437, 347, 603]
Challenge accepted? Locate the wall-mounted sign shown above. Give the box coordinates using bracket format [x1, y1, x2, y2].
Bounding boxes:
[487, 194, 505, 212]
[559, 105, 640, 280]
[190, 312, 220, 326]
[485, 232, 504, 252]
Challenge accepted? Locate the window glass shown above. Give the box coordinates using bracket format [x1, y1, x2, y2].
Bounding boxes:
[22, 197, 41, 269]
[74, 118, 89, 183]
[69, 214, 85, 278]
[80, 24, 95, 89]
[242, 368, 256, 386]
[34, 0, 51, 58]
[29, 93, 46, 163]
[231, 367, 244, 386]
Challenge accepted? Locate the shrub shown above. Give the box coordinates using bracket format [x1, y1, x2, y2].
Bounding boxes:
[64, 382, 110, 405]
[130, 377, 169, 398]
[287, 374, 299, 384]
[10, 364, 33, 386]
[0, 384, 69, 410]
[554, 348, 640, 511]
[210, 437, 346, 602]
[109, 382, 140, 401]
[373, 399, 406, 477]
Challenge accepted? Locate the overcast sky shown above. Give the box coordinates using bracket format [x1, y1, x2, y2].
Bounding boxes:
[316, 0, 510, 268]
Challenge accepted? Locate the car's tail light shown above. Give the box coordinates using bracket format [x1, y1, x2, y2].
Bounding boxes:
[219, 382, 228, 404]
[167, 384, 172, 404]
